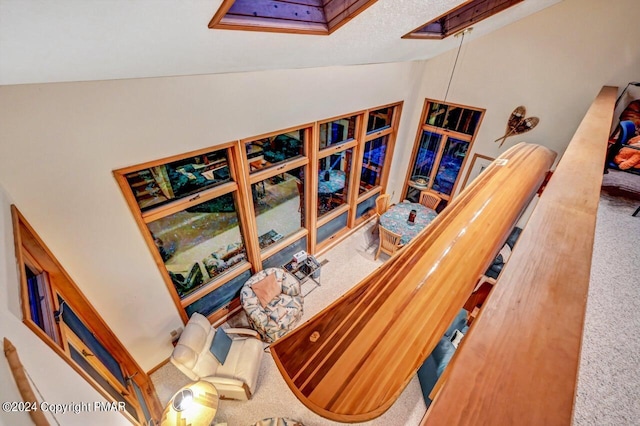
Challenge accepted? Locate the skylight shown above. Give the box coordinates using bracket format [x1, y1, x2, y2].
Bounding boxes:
[209, 0, 378, 35]
[403, 0, 523, 39]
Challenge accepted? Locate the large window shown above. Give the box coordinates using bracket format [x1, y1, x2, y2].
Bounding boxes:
[115, 104, 402, 322]
[12, 207, 161, 425]
[404, 100, 484, 209]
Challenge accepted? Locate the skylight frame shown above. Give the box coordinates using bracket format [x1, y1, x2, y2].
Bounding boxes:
[403, 0, 524, 40]
[209, 0, 379, 35]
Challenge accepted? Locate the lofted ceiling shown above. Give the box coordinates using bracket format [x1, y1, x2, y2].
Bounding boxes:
[0, 0, 561, 86]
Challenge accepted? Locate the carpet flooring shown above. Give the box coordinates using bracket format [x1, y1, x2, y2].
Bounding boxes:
[151, 169, 640, 425]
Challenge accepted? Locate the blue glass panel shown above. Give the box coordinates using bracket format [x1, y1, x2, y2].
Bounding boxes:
[59, 296, 126, 387]
[410, 131, 442, 185]
[317, 212, 348, 244]
[185, 269, 252, 317]
[131, 380, 151, 423]
[356, 194, 379, 219]
[262, 237, 308, 269]
[359, 136, 388, 194]
[432, 138, 469, 195]
[125, 149, 231, 211]
[367, 107, 393, 133]
[319, 115, 357, 150]
[69, 346, 138, 420]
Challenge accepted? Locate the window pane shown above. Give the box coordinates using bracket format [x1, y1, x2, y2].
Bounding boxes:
[356, 194, 378, 219]
[184, 269, 252, 318]
[425, 102, 449, 127]
[253, 166, 305, 251]
[318, 149, 352, 217]
[125, 149, 231, 211]
[432, 138, 469, 195]
[367, 107, 393, 133]
[317, 212, 348, 244]
[148, 193, 246, 298]
[25, 268, 56, 339]
[69, 346, 138, 421]
[359, 136, 387, 194]
[410, 131, 442, 185]
[246, 129, 305, 173]
[319, 115, 357, 150]
[425, 103, 481, 135]
[131, 380, 152, 424]
[262, 237, 308, 269]
[59, 296, 127, 387]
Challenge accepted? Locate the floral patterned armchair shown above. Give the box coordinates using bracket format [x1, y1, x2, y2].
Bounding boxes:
[240, 268, 304, 343]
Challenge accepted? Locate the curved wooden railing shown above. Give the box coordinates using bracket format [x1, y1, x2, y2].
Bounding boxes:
[271, 142, 556, 422]
[423, 86, 618, 425]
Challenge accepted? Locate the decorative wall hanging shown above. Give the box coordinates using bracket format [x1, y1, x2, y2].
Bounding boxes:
[495, 106, 539, 147]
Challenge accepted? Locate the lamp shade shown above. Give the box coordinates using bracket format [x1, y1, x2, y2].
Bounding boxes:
[161, 381, 218, 426]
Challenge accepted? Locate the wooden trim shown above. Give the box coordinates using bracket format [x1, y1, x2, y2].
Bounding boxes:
[317, 109, 367, 126]
[260, 229, 309, 260]
[402, 99, 485, 202]
[240, 122, 315, 146]
[213, 15, 329, 35]
[326, 0, 378, 33]
[316, 214, 376, 257]
[317, 203, 350, 227]
[208, 0, 236, 28]
[379, 102, 403, 191]
[3, 338, 51, 426]
[179, 262, 252, 307]
[208, 0, 378, 35]
[10, 206, 163, 423]
[208, 299, 243, 325]
[348, 112, 368, 228]
[113, 171, 188, 323]
[317, 139, 358, 159]
[363, 126, 393, 142]
[113, 140, 237, 175]
[401, 99, 431, 202]
[422, 86, 618, 425]
[248, 156, 308, 185]
[230, 142, 262, 272]
[141, 181, 238, 223]
[271, 143, 556, 422]
[459, 153, 495, 191]
[315, 226, 350, 253]
[308, 122, 320, 253]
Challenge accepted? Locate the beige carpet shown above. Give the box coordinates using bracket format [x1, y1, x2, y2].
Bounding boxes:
[151, 170, 640, 425]
[151, 222, 427, 426]
[573, 170, 640, 426]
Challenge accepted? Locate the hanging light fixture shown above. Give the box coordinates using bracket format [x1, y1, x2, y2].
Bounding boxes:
[443, 27, 473, 104]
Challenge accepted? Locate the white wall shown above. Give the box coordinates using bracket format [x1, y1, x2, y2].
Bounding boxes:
[386, 0, 640, 201]
[0, 0, 639, 373]
[0, 185, 130, 426]
[0, 61, 428, 370]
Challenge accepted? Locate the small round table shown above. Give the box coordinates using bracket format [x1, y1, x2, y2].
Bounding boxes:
[380, 202, 437, 245]
[318, 170, 346, 194]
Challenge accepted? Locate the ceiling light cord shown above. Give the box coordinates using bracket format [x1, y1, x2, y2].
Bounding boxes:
[444, 27, 472, 104]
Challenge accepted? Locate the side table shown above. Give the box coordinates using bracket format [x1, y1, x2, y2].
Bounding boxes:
[283, 255, 321, 288]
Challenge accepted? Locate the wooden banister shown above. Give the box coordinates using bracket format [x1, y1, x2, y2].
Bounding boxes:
[271, 142, 556, 422]
[423, 86, 618, 425]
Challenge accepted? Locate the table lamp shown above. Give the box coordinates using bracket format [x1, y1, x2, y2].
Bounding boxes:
[161, 381, 219, 426]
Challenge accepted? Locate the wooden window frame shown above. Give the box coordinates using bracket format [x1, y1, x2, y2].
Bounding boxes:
[11, 206, 163, 425]
[114, 104, 403, 324]
[402, 99, 484, 207]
